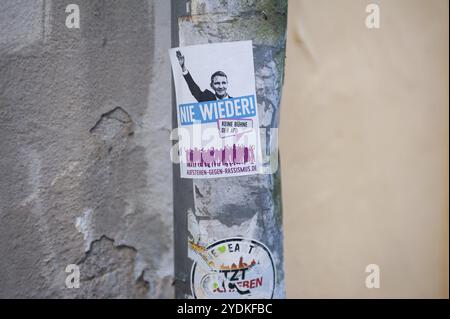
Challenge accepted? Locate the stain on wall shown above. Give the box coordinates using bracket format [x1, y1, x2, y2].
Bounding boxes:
[0, 0, 173, 298]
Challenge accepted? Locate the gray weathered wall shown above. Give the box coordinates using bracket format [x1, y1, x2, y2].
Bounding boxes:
[173, 0, 287, 298]
[0, 0, 173, 298]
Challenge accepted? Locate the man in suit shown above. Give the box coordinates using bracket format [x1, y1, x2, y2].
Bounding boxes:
[176, 50, 231, 102]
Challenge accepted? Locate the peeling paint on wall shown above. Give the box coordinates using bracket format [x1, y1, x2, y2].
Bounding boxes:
[0, 0, 173, 298]
[173, 0, 287, 299]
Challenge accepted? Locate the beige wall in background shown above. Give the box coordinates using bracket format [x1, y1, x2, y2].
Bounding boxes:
[281, 0, 448, 298]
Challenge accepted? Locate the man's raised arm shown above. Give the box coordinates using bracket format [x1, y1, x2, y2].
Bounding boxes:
[176, 51, 205, 102]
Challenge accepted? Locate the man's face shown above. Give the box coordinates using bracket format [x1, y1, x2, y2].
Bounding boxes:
[210, 75, 228, 98]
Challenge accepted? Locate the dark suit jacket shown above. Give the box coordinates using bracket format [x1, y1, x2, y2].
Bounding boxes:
[183, 72, 215, 102]
[183, 72, 231, 102]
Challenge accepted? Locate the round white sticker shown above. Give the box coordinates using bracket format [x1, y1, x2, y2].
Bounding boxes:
[191, 237, 276, 299]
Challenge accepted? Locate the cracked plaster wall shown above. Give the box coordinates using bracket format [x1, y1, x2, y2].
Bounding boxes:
[0, 0, 173, 298]
[174, 0, 287, 298]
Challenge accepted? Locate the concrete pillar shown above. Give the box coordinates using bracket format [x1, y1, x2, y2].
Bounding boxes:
[172, 0, 288, 299]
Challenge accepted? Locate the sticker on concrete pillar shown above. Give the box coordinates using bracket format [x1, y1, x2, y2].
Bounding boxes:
[189, 237, 276, 299]
[169, 41, 262, 178]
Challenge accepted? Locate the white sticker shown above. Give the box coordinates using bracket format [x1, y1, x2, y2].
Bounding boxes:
[189, 238, 276, 299]
[169, 41, 262, 179]
[217, 118, 254, 139]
